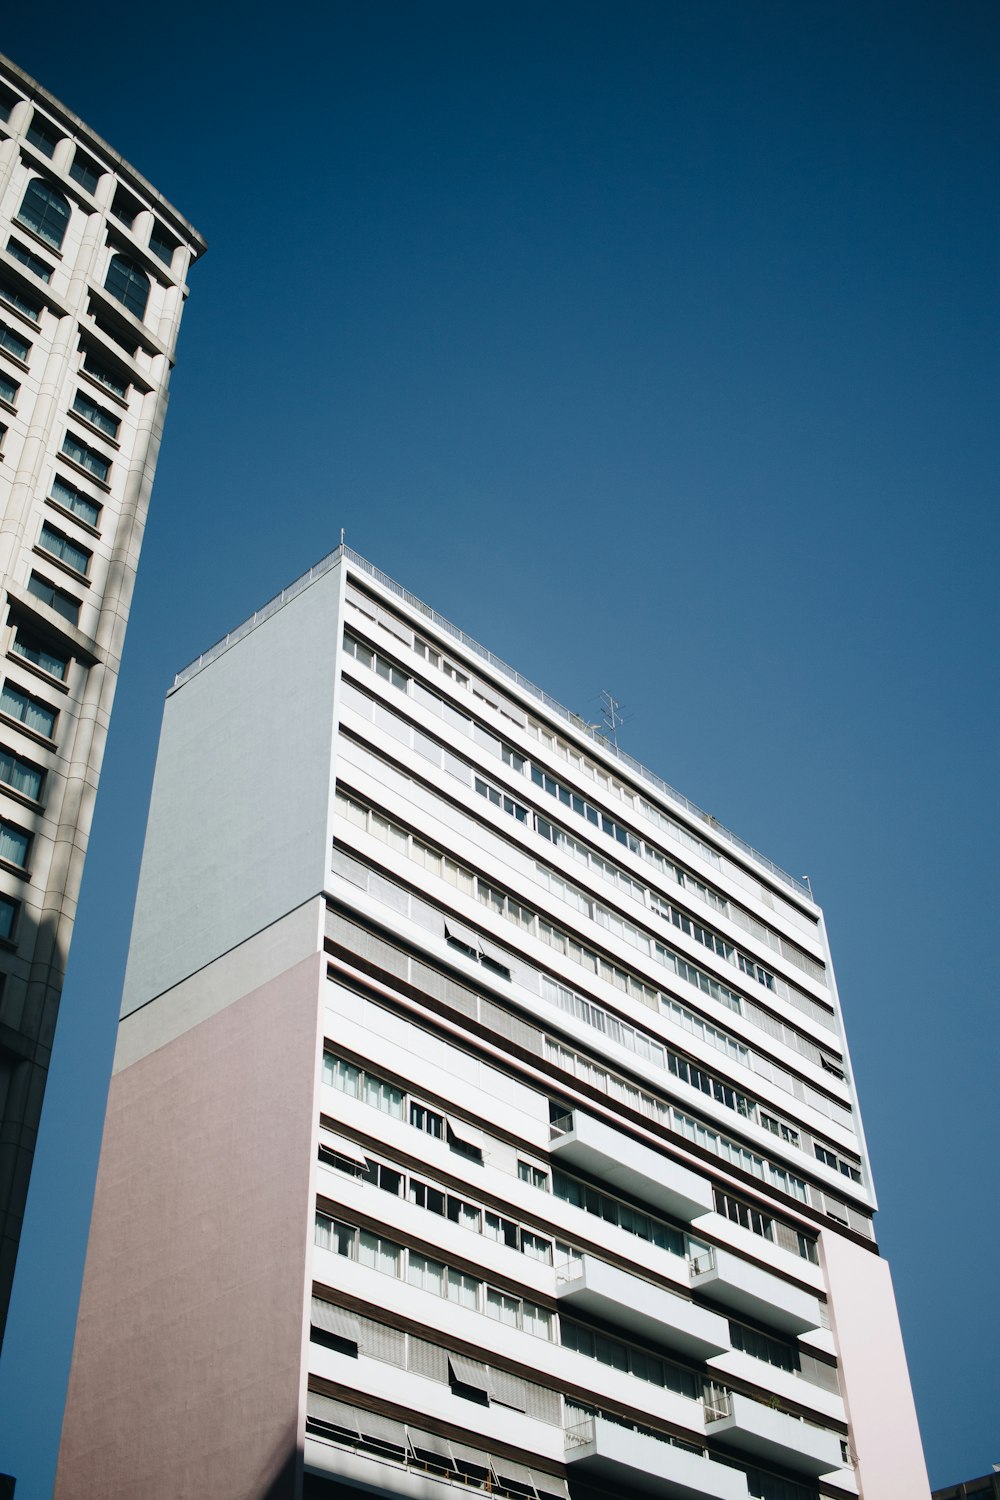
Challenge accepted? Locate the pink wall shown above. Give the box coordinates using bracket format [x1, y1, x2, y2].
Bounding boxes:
[55, 952, 324, 1500]
[823, 1231, 931, 1499]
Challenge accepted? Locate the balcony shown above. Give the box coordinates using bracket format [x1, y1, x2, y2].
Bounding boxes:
[550, 1111, 713, 1222]
[706, 1393, 844, 1476]
[557, 1255, 730, 1360]
[565, 1415, 748, 1500]
[691, 1248, 822, 1335]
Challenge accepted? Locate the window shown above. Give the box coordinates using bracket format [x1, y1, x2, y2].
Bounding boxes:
[110, 187, 140, 228]
[0, 277, 42, 323]
[7, 239, 52, 284]
[104, 254, 149, 320]
[517, 1160, 549, 1190]
[50, 475, 101, 528]
[0, 320, 30, 362]
[72, 390, 119, 439]
[69, 152, 101, 194]
[26, 116, 61, 158]
[26, 571, 80, 625]
[410, 1102, 443, 1139]
[0, 372, 19, 405]
[39, 522, 91, 577]
[82, 351, 128, 399]
[61, 432, 109, 483]
[0, 747, 42, 801]
[0, 681, 56, 738]
[17, 179, 70, 250]
[0, 84, 18, 123]
[0, 819, 30, 868]
[0, 893, 18, 941]
[10, 627, 68, 681]
[149, 225, 177, 267]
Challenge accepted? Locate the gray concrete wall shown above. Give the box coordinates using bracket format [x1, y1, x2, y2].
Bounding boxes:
[122, 559, 344, 1017]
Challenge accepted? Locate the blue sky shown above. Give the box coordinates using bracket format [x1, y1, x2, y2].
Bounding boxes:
[0, 2, 997, 1492]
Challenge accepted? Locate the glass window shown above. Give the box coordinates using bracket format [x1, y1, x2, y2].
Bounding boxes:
[61, 432, 110, 483]
[26, 117, 61, 157]
[39, 522, 91, 576]
[82, 351, 128, 399]
[0, 320, 31, 362]
[410, 1102, 443, 1138]
[0, 372, 17, 405]
[407, 1251, 445, 1297]
[72, 390, 119, 439]
[0, 277, 42, 323]
[0, 819, 30, 867]
[324, 1054, 359, 1095]
[485, 1288, 520, 1327]
[110, 188, 140, 228]
[445, 1271, 479, 1310]
[10, 628, 68, 681]
[0, 748, 43, 801]
[359, 1230, 401, 1277]
[104, 254, 149, 320]
[522, 1302, 553, 1338]
[69, 152, 101, 194]
[363, 1074, 403, 1119]
[1, 681, 56, 737]
[50, 475, 101, 529]
[26, 572, 79, 624]
[7, 239, 52, 283]
[149, 225, 177, 267]
[17, 179, 70, 250]
[0, 892, 18, 941]
[517, 1160, 548, 1190]
[0, 85, 18, 123]
[315, 1214, 356, 1256]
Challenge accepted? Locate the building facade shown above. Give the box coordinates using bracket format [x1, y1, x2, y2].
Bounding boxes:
[56, 547, 930, 1500]
[0, 54, 205, 1340]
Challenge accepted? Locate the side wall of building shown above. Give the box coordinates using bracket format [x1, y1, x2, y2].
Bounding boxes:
[55, 929, 325, 1500]
[822, 1228, 931, 1499]
[121, 561, 344, 1016]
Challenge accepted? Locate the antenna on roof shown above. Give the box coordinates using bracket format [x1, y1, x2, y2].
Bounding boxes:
[340, 527, 345, 547]
[600, 690, 631, 749]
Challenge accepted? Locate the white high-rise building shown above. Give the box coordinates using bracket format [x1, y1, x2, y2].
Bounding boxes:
[56, 546, 930, 1500]
[0, 54, 205, 1340]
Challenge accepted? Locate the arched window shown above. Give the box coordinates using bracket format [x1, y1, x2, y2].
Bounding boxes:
[104, 254, 149, 321]
[17, 178, 70, 250]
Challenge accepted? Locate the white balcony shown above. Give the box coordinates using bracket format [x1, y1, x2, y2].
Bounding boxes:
[691, 1248, 822, 1335]
[565, 1415, 748, 1500]
[557, 1255, 730, 1360]
[550, 1112, 713, 1222]
[706, 1394, 844, 1476]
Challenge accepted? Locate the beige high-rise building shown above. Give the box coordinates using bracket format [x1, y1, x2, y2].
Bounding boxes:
[57, 547, 930, 1500]
[0, 53, 205, 1340]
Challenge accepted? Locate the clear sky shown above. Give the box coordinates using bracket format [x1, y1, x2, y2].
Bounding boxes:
[0, 2, 997, 1493]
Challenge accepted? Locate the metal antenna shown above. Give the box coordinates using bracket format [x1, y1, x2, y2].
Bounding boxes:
[599, 691, 630, 749]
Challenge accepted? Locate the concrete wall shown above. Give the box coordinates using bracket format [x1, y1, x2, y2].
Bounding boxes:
[822, 1228, 931, 1499]
[56, 938, 324, 1500]
[122, 560, 344, 1016]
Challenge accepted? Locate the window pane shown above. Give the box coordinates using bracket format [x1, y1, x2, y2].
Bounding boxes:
[0, 320, 31, 361]
[0, 749, 42, 800]
[39, 522, 90, 575]
[70, 153, 101, 194]
[0, 893, 18, 941]
[17, 179, 70, 249]
[0, 683, 56, 737]
[51, 476, 101, 528]
[72, 390, 119, 438]
[104, 254, 149, 320]
[61, 433, 109, 483]
[0, 821, 30, 866]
